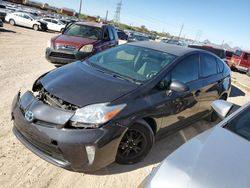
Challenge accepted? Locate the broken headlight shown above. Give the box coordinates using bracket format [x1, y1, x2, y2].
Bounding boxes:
[70, 103, 126, 127]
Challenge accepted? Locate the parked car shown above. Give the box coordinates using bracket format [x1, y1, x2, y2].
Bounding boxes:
[46, 21, 119, 64]
[117, 29, 128, 40]
[127, 33, 149, 42]
[0, 19, 3, 27]
[11, 41, 231, 172]
[5, 12, 48, 31]
[0, 4, 7, 21]
[166, 39, 182, 46]
[229, 50, 250, 72]
[189, 45, 226, 60]
[140, 100, 250, 188]
[40, 18, 65, 32]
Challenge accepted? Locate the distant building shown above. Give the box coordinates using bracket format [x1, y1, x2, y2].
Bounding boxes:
[23, 0, 42, 8]
[60, 7, 76, 16]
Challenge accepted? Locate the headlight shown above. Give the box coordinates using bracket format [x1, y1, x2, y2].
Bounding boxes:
[79, 44, 93, 53]
[70, 103, 126, 127]
[47, 40, 51, 48]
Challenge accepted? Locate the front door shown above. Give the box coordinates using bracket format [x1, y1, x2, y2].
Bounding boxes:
[158, 54, 202, 133]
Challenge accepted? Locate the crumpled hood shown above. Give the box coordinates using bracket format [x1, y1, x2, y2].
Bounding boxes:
[40, 61, 138, 107]
[149, 127, 250, 188]
[54, 34, 97, 49]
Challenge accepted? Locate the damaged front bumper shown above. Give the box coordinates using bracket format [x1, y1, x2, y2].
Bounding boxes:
[11, 91, 127, 172]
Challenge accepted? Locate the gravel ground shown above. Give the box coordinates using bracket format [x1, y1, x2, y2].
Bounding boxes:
[0, 23, 249, 188]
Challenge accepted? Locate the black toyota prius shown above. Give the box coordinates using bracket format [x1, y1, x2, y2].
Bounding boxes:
[11, 41, 231, 172]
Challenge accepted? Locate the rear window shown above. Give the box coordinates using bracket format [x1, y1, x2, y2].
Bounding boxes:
[234, 50, 243, 57]
[200, 54, 218, 77]
[63, 24, 102, 40]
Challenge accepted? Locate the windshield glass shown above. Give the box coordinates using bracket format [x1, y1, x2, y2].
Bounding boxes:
[63, 24, 102, 40]
[234, 50, 243, 57]
[86, 44, 176, 82]
[226, 105, 250, 142]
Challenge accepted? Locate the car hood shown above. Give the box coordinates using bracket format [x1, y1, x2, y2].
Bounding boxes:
[53, 34, 97, 49]
[40, 61, 138, 107]
[149, 127, 250, 188]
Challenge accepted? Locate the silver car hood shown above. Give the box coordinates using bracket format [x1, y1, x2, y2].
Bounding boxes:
[149, 126, 250, 188]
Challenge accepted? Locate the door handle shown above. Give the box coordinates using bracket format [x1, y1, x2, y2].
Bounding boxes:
[194, 90, 201, 97]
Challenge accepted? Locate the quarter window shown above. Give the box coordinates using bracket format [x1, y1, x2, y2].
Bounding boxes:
[171, 54, 199, 83]
[200, 54, 218, 77]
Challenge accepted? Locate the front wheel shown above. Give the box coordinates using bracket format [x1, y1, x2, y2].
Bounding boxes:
[33, 24, 39, 31]
[116, 121, 154, 164]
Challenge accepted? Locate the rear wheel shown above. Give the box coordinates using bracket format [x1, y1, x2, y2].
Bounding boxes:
[9, 19, 15, 26]
[33, 24, 39, 31]
[116, 121, 154, 164]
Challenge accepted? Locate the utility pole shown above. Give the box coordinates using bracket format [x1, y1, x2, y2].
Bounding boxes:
[78, 0, 82, 18]
[105, 10, 109, 23]
[178, 24, 184, 40]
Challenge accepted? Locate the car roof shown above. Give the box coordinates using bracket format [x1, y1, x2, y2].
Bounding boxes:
[128, 41, 199, 56]
[76, 21, 106, 28]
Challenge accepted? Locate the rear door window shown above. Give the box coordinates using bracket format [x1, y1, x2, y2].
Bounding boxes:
[200, 54, 218, 77]
[243, 53, 249, 61]
[108, 27, 115, 40]
[171, 54, 199, 83]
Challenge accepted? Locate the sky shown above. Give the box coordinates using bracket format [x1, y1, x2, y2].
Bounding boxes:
[38, 0, 250, 50]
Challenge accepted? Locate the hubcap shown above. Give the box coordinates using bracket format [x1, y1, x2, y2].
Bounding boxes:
[118, 129, 145, 157]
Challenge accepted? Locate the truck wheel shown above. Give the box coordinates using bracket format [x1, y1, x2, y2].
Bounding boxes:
[116, 120, 154, 164]
[9, 19, 15, 26]
[33, 24, 39, 31]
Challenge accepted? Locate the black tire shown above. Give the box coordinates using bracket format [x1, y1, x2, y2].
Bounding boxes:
[116, 120, 154, 164]
[9, 19, 15, 26]
[33, 24, 39, 31]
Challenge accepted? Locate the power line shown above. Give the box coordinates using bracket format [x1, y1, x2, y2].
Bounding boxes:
[113, 0, 122, 23]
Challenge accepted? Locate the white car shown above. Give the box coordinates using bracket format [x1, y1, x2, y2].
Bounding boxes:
[5, 12, 48, 31]
[40, 18, 65, 32]
[140, 100, 250, 188]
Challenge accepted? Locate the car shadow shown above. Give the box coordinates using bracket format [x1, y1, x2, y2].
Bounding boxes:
[230, 84, 245, 97]
[0, 28, 16, 33]
[88, 119, 219, 175]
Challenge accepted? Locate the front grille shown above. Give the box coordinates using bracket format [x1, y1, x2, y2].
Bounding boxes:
[54, 44, 77, 51]
[50, 52, 75, 59]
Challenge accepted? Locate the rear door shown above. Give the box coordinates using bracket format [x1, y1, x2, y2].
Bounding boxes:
[158, 54, 202, 132]
[51, 19, 60, 31]
[22, 14, 31, 27]
[241, 53, 250, 69]
[198, 53, 222, 113]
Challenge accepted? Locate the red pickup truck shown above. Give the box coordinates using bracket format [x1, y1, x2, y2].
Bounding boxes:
[229, 50, 250, 72]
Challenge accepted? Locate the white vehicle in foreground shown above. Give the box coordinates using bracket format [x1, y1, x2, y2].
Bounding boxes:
[40, 18, 65, 32]
[140, 100, 250, 188]
[5, 12, 48, 31]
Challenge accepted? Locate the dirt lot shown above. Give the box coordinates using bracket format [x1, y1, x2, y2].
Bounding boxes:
[0, 23, 249, 188]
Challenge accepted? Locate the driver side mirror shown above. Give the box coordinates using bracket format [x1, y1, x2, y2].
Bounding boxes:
[169, 80, 189, 93]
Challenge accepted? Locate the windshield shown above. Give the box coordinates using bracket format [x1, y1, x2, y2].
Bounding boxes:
[234, 50, 243, 57]
[226, 105, 250, 142]
[63, 24, 102, 40]
[86, 44, 176, 82]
